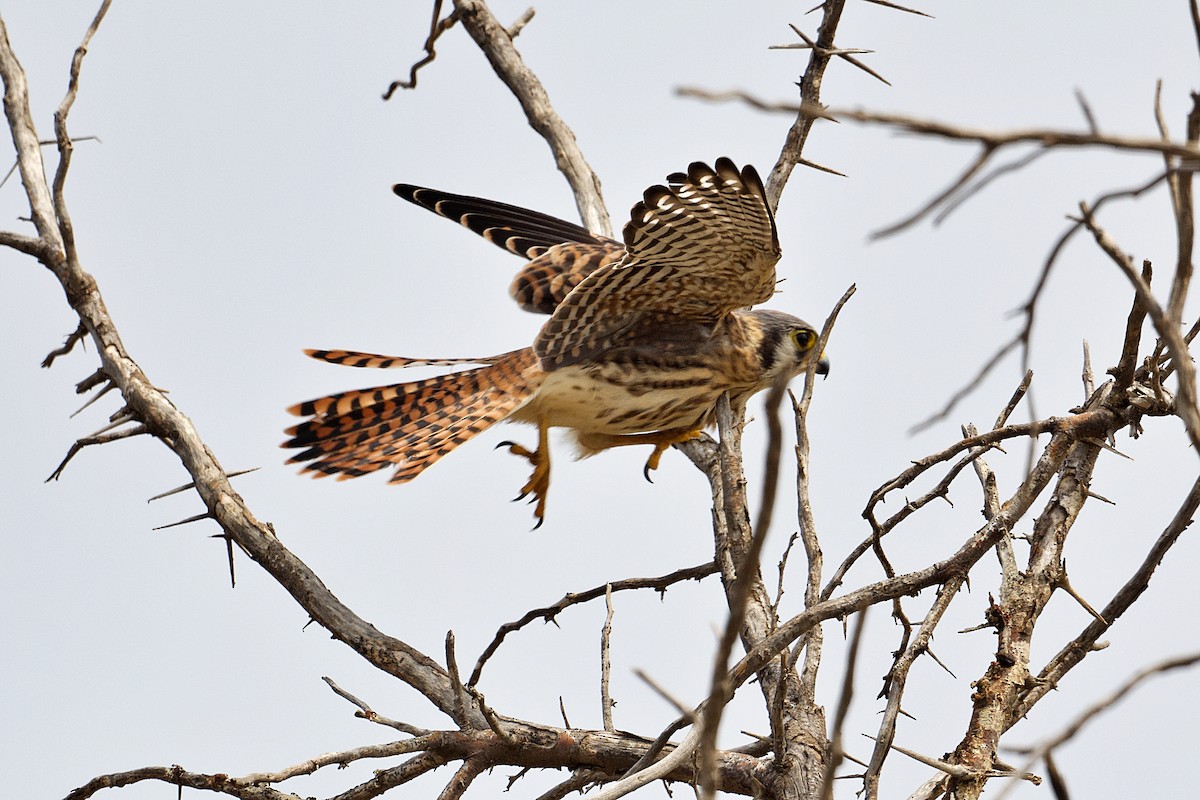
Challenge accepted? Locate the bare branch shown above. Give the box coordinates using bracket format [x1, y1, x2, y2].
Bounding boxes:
[823, 104, 1200, 160]
[533, 769, 607, 800]
[588, 726, 703, 800]
[601, 583, 615, 732]
[997, 652, 1200, 800]
[333, 751, 450, 800]
[451, 0, 610, 235]
[862, 734, 972, 780]
[0, 227, 48, 257]
[742, 414, 1106, 695]
[1191, 0, 1200, 63]
[1080, 340, 1095, 400]
[469, 561, 717, 686]
[322, 676, 432, 736]
[0, 18, 64, 251]
[783, 22, 890, 86]
[1057, 568, 1106, 625]
[761, 0, 847, 208]
[436, 757, 488, 800]
[1017, 475, 1200, 720]
[676, 90, 1200, 160]
[1, 7, 471, 709]
[932, 147, 1051, 227]
[383, 0, 459, 98]
[911, 169, 1169, 432]
[1113, 260, 1153, 389]
[445, 631, 470, 730]
[51, 0, 112, 268]
[699, 395, 768, 800]
[151, 511, 214, 531]
[819, 606, 868, 800]
[64, 765, 296, 800]
[237, 736, 440, 785]
[1164, 93, 1200, 326]
[506, 7, 535, 38]
[46, 423, 148, 481]
[634, 668, 696, 720]
[41, 321, 87, 367]
[863, 573, 963, 800]
[1076, 202, 1200, 449]
[678, 88, 1199, 240]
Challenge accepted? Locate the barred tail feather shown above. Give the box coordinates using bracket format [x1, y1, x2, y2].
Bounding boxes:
[283, 348, 540, 483]
[304, 348, 507, 369]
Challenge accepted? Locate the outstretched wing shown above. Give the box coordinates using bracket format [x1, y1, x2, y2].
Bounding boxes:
[533, 159, 780, 369]
[394, 184, 625, 314]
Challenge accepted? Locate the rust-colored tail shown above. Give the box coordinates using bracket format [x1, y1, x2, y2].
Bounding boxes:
[283, 347, 540, 483]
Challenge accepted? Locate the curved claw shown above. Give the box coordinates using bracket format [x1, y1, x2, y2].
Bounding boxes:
[499, 421, 551, 527]
[642, 441, 673, 484]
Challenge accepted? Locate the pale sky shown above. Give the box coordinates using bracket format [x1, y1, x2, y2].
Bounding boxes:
[4, 3, 1199, 799]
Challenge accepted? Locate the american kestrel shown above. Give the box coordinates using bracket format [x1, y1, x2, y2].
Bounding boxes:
[284, 159, 827, 525]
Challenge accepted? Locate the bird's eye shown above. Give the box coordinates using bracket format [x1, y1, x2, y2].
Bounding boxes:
[791, 329, 816, 350]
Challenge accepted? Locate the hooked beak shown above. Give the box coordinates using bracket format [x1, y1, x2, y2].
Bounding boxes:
[816, 355, 830, 378]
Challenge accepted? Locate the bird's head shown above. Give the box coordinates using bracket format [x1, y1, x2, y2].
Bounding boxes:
[752, 309, 829, 381]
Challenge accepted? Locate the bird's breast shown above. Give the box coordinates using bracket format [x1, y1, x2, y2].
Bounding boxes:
[512, 361, 728, 435]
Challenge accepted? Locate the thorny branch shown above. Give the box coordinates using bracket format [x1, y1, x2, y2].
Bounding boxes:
[996, 651, 1200, 800]
[0, 0, 479, 733]
[681, 91, 1200, 180]
[762, 0, 853, 209]
[469, 561, 718, 686]
[910, 171, 1170, 432]
[680, 85, 1199, 435]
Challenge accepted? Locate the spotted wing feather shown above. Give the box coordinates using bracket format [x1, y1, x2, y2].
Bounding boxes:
[534, 158, 781, 369]
[283, 348, 540, 483]
[508, 240, 625, 315]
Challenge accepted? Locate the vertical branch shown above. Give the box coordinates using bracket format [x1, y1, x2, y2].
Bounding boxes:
[1164, 94, 1200, 325]
[698, 395, 769, 800]
[818, 606, 868, 800]
[1111, 261, 1152, 389]
[947, 409, 1106, 800]
[601, 583, 615, 732]
[0, 17, 61, 253]
[765, 0, 847, 208]
[792, 285, 855, 647]
[51, 0, 112, 267]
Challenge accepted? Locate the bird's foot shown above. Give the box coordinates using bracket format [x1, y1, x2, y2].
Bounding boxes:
[642, 429, 703, 482]
[497, 439, 550, 528]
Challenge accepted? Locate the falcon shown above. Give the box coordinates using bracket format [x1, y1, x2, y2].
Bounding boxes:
[283, 159, 828, 525]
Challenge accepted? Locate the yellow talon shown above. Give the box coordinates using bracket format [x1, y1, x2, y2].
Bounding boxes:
[641, 429, 703, 482]
[497, 419, 551, 527]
